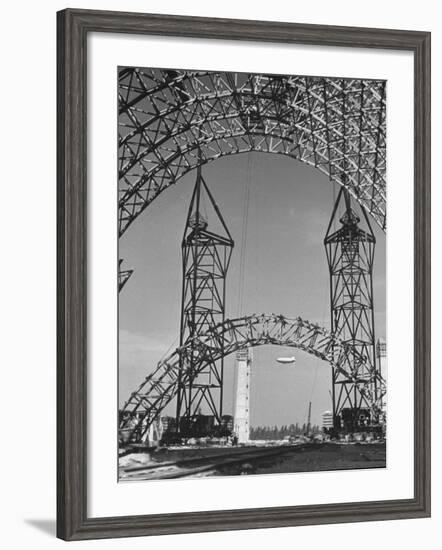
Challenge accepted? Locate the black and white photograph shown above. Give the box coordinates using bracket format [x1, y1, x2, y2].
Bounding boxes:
[117, 67, 387, 481]
[0, 0, 435, 545]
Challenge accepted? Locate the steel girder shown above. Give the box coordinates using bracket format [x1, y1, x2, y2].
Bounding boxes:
[118, 69, 386, 237]
[119, 313, 385, 443]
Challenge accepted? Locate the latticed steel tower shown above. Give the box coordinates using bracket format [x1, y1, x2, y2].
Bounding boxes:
[176, 164, 234, 433]
[324, 187, 378, 431]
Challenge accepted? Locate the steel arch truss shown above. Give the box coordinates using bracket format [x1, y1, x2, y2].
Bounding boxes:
[120, 313, 385, 442]
[118, 69, 386, 236]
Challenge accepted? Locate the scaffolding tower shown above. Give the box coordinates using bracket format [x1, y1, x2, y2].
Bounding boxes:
[324, 187, 378, 432]
[176, 163, 234, 434]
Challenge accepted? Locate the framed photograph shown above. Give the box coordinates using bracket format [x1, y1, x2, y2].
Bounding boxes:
[57, 8, 431, 541]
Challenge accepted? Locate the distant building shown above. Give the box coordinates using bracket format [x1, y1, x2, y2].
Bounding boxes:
[322, 410, 333, 430]
[376, 338, 387, 358]
[376, 338, 387, 378]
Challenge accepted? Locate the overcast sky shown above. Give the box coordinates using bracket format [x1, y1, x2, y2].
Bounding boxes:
[119, 152, 386, 427]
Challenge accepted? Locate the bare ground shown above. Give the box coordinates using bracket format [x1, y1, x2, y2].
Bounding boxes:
[119, 441, 386, 480]
[215, 442, 386, 476]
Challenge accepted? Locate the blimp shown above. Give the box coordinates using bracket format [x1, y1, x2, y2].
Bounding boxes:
[276, 356, 296, 364]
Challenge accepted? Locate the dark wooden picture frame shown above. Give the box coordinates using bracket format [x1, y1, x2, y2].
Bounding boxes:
[57, 8, 431, 541]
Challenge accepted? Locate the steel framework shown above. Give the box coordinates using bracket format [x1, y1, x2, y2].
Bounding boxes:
[119, 313, 385, 442]
[118, 259, 133, 291]
[176, 163, 234, 429]
[118, 68, 387, 442]
[119, 69, 386, 237]
[324, 187, 383, 430]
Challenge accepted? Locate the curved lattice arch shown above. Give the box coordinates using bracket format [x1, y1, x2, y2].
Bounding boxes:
[120, 314, 385, 442]
[119, 69, 386, 236]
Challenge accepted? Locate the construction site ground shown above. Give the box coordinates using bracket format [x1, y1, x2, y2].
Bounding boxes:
[119, 441, 386, 481]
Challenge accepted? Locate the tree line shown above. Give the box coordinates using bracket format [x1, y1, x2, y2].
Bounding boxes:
[250, 423, 321, 440]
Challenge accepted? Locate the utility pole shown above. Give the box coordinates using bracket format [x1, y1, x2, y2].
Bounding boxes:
[307, 401, 312, 435]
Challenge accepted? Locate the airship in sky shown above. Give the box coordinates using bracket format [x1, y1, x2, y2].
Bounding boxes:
[276, 356, 296, 364]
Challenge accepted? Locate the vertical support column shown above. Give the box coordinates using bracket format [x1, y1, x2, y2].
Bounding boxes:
[176, 162, 234, 436]
[376, 339, 387, 423]
[324, 187, 378, 432]
[233, 347, 252, 444]
[376, 339, 387, 380]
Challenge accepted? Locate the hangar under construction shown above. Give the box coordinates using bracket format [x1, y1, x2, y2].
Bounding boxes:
[117, 68, 387, 450]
